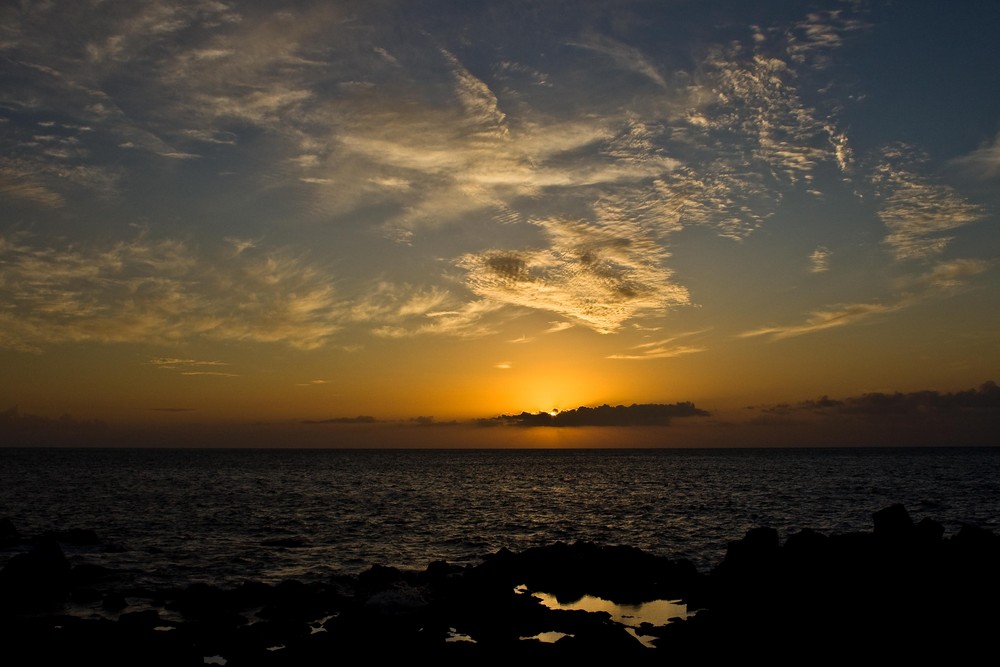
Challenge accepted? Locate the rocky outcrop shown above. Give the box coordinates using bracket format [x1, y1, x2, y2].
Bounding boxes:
[1, 507, 998, 663]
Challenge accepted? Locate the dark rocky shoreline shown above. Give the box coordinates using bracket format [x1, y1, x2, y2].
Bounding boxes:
[2, 505, 998, 664]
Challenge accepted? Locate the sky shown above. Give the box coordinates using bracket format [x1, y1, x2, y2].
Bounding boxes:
[1, 0, 999, 447]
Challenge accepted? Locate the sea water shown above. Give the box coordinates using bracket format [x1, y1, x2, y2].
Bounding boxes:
[1, 447, 998, 589]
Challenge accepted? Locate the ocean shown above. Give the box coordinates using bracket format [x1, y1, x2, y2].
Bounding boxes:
[2, 447, 998, 590]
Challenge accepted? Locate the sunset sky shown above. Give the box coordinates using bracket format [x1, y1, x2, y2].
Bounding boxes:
[2, 1, 999, 447]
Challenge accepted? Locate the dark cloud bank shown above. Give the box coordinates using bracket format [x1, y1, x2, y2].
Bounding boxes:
[302, 416, 378, 424]
[0, 406, 109, 446]
[758, 381, 1000, 417]
[3, 383, 996, 447]
[482, 402, 709, 427]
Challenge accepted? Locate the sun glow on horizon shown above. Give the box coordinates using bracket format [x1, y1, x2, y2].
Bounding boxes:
[490, 371, 607, 418]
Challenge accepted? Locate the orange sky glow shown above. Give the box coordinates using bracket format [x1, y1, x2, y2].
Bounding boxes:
[2, 1, 999, 447]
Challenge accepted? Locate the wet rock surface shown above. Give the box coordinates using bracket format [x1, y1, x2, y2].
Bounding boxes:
[1, 504, 998, 664]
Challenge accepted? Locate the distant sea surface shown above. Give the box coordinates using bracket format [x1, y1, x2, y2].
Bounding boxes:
[2, 448, 998, 589]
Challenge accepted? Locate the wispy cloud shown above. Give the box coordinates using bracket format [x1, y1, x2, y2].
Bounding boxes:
[361, 284, 507, 339]
[440, 47, 509, 140]
[0, 1, 987, 360]
[158, 151, 200, 160]
[0, 232, 345, 352]
[951, 132, 1000, 180]
[810, 246, 832, 273]
[150, 358, 230, 369]
[568, 33, 667, 88]
[296, 379, 329, 387]
[740, 301, 898, 340]
[179, 371, 238, 377]
[741, 258, 990, 340]
[785, 10, 870, 67]
[351, 283, 465, 328]
[543, 321, 574, 334]
[608, 329, 710, 360]
[607, 343, 706, 361]
[905, 258, 990, 291]
[872, 145, 986, 261]
[0, 168, 65, 208]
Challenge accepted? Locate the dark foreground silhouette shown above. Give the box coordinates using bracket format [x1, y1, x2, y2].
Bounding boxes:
[1, 505, 997, 664]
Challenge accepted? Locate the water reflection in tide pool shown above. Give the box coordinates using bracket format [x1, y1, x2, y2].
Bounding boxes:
[523, 588, 691, 647]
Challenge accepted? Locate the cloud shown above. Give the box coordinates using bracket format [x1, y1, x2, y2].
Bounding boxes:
[158, 151, 200, 160]
[809, 246, 832, 273]
[484, 402, 709, 427]
[296, 379, 329, 387]
[785, 10, 870, 67]
[646, 167, 773, 240]
[352, 283, 504, 339]
[332, 102, 678, 240]
[149, 357, 229, 369]
[459, 217, 689, 333]
[543, 321, 574, 334]
[0, 1, 986, 359]
[906, 258, 990, 290]
[0, 232, 345, 352]
[568, 33, 667, 88]
[0, 168, 65, 208]
[0, 405, 110, 446]
[180, 129, 237, 145]
[741, 257, 989, 340]
[374, 47, 399, 66]
[630, 24, 855, 241]
[607, 342, 706, 361]
[1, 2, 865, 288]
[411, 299, 508, 338]
[607, 329, 710, 360]
[756, 381, 1000, 417]
[872, 145, 986, 261]
[179, 371, 238, 377]
[740, 301, 898, 340]
[302, 416, 377, 424]
[439, 48, 509, 140]
[0, 0, 326, 208]
[699, 45, 833, 187]
[951, 132, 1000, 180]
[363, 287, 507, 339]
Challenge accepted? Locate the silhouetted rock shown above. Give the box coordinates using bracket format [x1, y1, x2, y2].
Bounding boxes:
[0, 537, 71, 605]
[873, 503, 913, 539]
[167, 582, 235, 620]
[231, 580, 273, 608]
[0, 517, 19, 547]
[71, 562, 117, 587]
[782, 526, 828, 558]
[722, 526, 780, 566]
[915, 516, 945, 542]
[118, 609, 163, 630]
[102, 592, 129, 611]
[1, 505, 998, 662]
